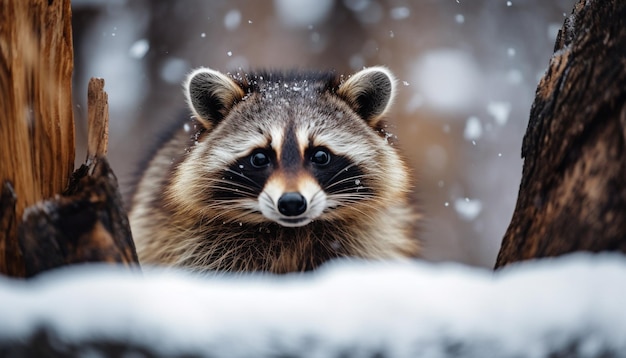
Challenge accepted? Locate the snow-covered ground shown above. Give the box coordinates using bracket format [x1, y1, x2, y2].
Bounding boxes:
[1, 253, 625, 357]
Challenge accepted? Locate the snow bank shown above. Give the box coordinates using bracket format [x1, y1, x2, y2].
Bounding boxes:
[1, 253, 625, 357]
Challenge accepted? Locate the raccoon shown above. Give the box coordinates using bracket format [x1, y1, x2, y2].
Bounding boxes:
[128, 66, 420, 274]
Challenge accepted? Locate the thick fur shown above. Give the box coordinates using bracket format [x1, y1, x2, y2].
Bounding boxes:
[129, 67, 420, 274]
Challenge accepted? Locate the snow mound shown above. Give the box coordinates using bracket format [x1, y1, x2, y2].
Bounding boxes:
[1, 253, 625, 357]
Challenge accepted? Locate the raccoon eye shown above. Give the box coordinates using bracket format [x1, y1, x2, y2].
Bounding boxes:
[311, 148, 331, 166]
[250, 150, 271, 168]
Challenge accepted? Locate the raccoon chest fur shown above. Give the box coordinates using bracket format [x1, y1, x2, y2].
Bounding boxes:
[128, 66, 421, 274]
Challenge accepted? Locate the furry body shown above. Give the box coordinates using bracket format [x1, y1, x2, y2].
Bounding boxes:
[129, 67, 420, 273]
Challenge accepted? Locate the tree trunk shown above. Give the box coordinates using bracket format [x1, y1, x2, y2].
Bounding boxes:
[496, 0, 626, 268]
[17, 79, 139, 277]
[0, 0, 139, 277]
[0, 0, 75, 276]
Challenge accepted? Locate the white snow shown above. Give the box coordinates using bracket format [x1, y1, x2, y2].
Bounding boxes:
[349, 54, 365, 70]
[128, 39, 149, 59]
[412, 49, 482, 113]
[507, 69, 524, 84]
[548, 23, 562, 41]
[78, 9, 148, 134]
[274, 0, 333, 27]
[487, 101, 512, 126]
[223, 9, 242, 31]
[454, 197, 483, 220]
[507, 47, 516, 57]
[1, 254, 626, 357]
[347, 0, 384, 24]
[389, 6, 410, 20]
[159, 57, 189, 84]
[343, 0, 370, 12]
[463, 116, 483, 140]
[404, 92, 424, 113]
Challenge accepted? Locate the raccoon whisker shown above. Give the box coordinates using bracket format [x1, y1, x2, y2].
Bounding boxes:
[206, 183, 258, 197]
[198, 210, 236, 224]
[308, 189, 325, 205]
[260, 191, 275, 206]
[205, 186, 258, 198]
[308, 201, 326, 219]
[210, 204, 267, 222]
[223, 209, 264, 224]
[329, 195, 375, 204]
[323, 163, 358, 187]
[343, 203, 383, 219]
[326, 196, 377, 210]
[327, 189, 374, 199]
[308, 191, 323, 203]
[191, 187, 257, 210]
[326, 186, 373, 197]
[200, 198, 253, 207]
[259, 192, 276, 213]
[329, 192, 374, 200]
[324, 177, 375, 196]
[224, 168, 264, 189]
[196, 202, 259, 221]
[324, 174, 368, 190]
[204, 178, 260, 193]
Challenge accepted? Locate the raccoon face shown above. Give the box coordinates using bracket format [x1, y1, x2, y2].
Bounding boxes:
[176, 66, 406, 228]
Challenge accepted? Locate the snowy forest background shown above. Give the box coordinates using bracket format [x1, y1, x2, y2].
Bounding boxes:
[70, 0, 576, 267]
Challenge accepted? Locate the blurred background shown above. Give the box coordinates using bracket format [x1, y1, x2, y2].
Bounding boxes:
[71, 0, 576, 268]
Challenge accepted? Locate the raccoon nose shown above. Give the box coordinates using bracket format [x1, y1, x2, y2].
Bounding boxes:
[277, 192, 307, 217]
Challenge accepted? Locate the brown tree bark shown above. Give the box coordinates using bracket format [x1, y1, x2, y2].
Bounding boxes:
[0, 0, 75, 276]
[496, 0, 626, 268]
[18, 79, 139, 277]
[0, 1, 139, 277]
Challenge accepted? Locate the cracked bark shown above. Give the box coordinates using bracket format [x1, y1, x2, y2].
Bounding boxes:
[495, 0, 626, 268]
[0, 0, 138, 277]
[0, 0, 75, 276]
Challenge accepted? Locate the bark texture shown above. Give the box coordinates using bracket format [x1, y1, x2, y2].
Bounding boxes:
[19, 158, 139, 277]
[18, 78, 139, 277]
[0, 0, 138, 276]
[496, 0, 626, 268]
[0, 0, 75, 276]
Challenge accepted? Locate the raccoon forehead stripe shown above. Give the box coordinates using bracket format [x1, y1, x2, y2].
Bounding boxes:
[280, 124, 302, 170]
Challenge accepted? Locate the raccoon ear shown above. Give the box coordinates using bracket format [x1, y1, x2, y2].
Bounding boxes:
[184, 67, 245, 130]
[337, 66, 396, 127]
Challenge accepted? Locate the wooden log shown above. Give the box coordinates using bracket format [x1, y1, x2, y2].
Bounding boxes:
[496, 0, 626, 268]
[0, 0, 75, 276]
